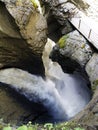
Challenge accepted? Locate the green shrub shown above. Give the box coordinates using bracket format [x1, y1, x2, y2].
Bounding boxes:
[2, 121, 85, 130]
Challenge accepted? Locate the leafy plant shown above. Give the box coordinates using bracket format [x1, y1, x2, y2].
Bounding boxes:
[74, 127, 85, 130]
[2, 121, 85, 130]
[44, 123, 54, 130]
[3, 124, 12, 130]
[16, 125, 28, 130]
[92, 80, 98, 91]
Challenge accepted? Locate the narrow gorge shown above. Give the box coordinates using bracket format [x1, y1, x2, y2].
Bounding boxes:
[0, 0, 98, 129]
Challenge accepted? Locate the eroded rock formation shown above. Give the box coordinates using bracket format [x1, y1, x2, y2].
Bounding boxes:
[0, 0, 47, 75]
[0, 0, 47, 124]
[0, 0, 98, 127]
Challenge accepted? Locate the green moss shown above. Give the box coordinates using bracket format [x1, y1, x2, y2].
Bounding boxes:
[58, 35, 69, 48]
[92, 80, 98, 91]
[81, 43, 85, 49]
[30, 0, 38, 8]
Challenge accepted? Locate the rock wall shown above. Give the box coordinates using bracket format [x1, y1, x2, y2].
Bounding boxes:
[0, 0, 47, 76]
[0, 0, 47, 124]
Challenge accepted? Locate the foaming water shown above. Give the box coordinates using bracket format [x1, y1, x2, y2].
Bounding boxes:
[0, 39, 91, 122]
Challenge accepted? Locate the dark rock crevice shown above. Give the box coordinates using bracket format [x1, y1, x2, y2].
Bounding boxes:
[40, 0, 74, 42]
[0, 38, 45, 76]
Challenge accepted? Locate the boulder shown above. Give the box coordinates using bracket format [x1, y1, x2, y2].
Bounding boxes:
[59, 30, 93, 67]
[50, 30, 93, 74]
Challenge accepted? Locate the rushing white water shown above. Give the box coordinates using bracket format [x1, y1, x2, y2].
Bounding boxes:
[0, 39, 91, 122]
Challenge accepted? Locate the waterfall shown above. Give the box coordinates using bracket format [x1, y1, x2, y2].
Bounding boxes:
[0, 39, 91, 122]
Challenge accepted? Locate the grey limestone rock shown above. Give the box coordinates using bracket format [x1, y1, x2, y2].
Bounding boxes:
[59, 30, 93, 66]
